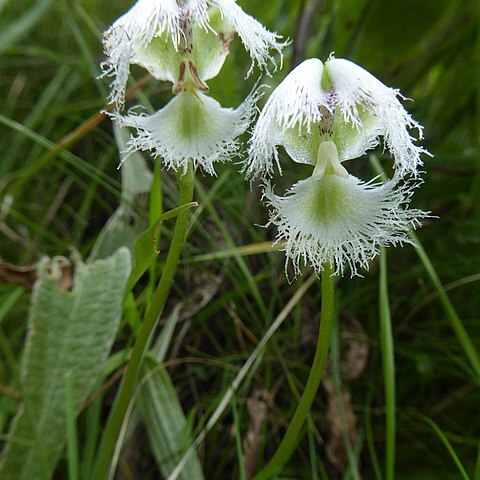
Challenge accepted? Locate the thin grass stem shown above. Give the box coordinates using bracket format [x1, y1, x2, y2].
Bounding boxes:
[474, 440, 480, 480]
[364, 401, 384, 480]
[415, 414, 470, 480]
[232, 396, 247, 480]
[411, 234, 480, 381]
[81, 394, 102, 479]
[306, 421, 320, 480]
[379, 248, 396, 480]
[330, 317, 361, 480]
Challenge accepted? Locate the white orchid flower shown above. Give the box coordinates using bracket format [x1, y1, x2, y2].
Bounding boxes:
[246, 58, 430, 277]
[101, 0, 286, 109]
[246, 57, 429, 178]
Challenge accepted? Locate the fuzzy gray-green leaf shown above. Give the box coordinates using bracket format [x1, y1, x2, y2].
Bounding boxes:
[0, 248, 131, 480]
[138, 355, 204, 480]
[88, 125, 152, 262]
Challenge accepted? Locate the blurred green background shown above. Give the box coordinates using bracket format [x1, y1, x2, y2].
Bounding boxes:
[0, 0, 479, 478]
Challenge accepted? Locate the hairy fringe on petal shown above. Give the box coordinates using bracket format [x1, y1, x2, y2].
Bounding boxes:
[212, 0, 289, 77]
[101, 0, 194, 108]
[244, 59, 330, 180]
[101, 0, 287, 110]
[325, 58, 431, 175]
[244, 57, 430, 180]
[263, 173, 429, 279]
[117, 87, 263, 176]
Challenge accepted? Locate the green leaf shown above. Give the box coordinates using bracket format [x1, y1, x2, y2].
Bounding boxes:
[138, 355, 204, 480]
[125, 202, 198, 292]
[0, 248, 131, 480]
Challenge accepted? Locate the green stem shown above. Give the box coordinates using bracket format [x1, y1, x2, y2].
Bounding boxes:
[254, 263, 335, 480]
[93, 165, 195, 480]
[379, 249, 395, 480]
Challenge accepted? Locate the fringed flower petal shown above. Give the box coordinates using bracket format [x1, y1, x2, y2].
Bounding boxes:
[246, 57, 428, 179]
[212, 0, 287, 77]
[133, 6, 235, 94]
[264, 172, 427, 278]
[101, 0, 194, 108]
[101, 0, 286, 109]
[118, 88, 261, 175]
[245, 58, 329, 179]
[324, 58, 429, 174]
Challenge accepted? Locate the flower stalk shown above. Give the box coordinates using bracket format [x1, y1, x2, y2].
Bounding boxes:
[93, 164, 195, 480]
[254, 263, 336, 480]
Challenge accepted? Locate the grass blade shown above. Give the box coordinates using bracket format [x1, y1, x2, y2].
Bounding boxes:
[0, 0, 52, 55]
[379, 249, 396, 480]
[370, 155, 480, 382]
[411, 232, 480, 381]
[415, 414, 470, 480]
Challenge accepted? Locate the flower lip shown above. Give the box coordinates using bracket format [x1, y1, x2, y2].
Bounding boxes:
[246, 56, 429, 180]
[264, 171, 427, 278]
[117, 86, 262, 175]
[101, 0, 287, 109]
